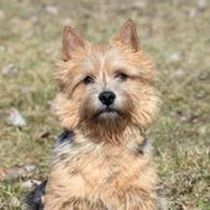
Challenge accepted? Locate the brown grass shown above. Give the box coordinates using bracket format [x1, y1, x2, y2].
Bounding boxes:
[0, 0, 209, 209]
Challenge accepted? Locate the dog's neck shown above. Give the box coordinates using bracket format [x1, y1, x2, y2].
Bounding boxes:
[75, 123, 146, 146]
[57, 125, 151, 157]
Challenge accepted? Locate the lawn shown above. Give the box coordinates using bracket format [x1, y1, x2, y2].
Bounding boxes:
[0, 0, 209, 209]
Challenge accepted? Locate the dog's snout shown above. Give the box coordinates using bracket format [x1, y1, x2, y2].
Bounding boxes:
[99, 91, 116, 106]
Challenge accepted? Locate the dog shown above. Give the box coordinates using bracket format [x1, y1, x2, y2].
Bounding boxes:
[26, 19, 162, 210]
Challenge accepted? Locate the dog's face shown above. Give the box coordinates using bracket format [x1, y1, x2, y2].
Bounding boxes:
[54, 20, 159, 134]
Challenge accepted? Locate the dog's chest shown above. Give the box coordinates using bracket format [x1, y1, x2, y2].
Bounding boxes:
[52, 139, 150, 198]
[45, 132, 156, 209]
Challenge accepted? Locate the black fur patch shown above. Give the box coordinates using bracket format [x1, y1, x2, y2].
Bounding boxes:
[136, 138, 148, 155]
[57, 130, 74, 145]
[25, 130, 74, 209]
[25, 180, 47, 210]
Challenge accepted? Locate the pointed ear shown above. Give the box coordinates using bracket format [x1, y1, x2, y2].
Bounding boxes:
[111, 19, 140, 51]
[63, 26, 86, 61]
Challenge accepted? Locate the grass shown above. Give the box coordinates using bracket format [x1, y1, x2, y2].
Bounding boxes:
[0, 0, 210, 209]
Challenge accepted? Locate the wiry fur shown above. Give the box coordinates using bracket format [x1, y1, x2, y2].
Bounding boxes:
[44, 20, 161, 210]
[54, 45, 159, 133]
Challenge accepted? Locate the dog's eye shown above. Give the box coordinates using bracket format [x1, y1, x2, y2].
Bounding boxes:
[83, 76, 94, 85]
[116, 73, 128, 81]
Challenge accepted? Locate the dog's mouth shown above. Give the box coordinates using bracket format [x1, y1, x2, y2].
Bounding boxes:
[94, 107, 122, 119]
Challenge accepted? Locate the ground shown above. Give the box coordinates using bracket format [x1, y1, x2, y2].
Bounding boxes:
[0, 0, 209, 209]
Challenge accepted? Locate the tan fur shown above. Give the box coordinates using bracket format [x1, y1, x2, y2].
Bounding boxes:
[45, 20, 161, 210]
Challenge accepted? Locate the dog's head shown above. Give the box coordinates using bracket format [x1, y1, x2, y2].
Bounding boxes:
[54, 20, 159, 137]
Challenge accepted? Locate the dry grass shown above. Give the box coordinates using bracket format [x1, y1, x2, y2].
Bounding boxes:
[0, 0, 210, 209]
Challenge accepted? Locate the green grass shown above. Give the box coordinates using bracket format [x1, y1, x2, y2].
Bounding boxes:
[0, 0, 210, 209]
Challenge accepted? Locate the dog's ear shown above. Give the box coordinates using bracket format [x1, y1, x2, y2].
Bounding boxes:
[63, 26, 86, 61]
[111, 19, 140, 51]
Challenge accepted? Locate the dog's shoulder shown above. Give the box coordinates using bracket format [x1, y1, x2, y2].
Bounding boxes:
[25, 130, 74, 209]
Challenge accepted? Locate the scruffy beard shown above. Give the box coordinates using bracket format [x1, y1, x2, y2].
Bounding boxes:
[79, 103, 132, 144]
[81, 119, 130, 144]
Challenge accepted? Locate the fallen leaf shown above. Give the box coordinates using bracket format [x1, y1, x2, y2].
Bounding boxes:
[10, 197, 20, 208]
[168, 52, 182, 63]
[197, 0, 207, 11]
[45, 5, 58, 15]
[7, 108, 27, 127]
[38, 131, 50, 139]
[0, 10, 5, 19]
[0, 165, 36, 181]
[1, 63, 19, 76]
[21, 179, 41, 189]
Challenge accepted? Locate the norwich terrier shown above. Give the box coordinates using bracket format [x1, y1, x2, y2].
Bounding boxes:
[27, 19, 161, 210]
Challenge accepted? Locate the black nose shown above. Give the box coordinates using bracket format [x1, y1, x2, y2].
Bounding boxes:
[99, 91, 116, 106]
